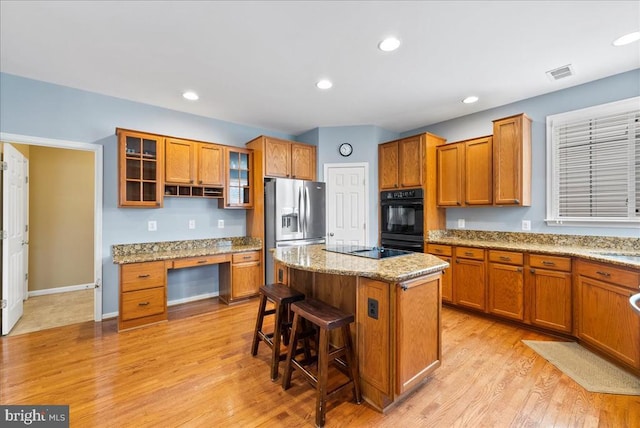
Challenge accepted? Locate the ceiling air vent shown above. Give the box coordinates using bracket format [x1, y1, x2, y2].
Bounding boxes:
[546, 64, 574, 81]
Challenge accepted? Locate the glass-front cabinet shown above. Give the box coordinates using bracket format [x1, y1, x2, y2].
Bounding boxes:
[222, 147, 253, 208]
[117, 129, 164, 208]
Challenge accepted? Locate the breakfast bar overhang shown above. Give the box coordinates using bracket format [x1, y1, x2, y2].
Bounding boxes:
[271, 244, 449, 412]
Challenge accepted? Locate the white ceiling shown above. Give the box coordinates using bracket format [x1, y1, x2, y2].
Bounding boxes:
[1, 1, 639, 135]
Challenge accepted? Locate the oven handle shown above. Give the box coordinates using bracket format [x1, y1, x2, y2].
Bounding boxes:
[381, 200, 423, 206]
[381, 239, 425, 250]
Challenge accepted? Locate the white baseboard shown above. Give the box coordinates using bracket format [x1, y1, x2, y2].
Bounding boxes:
[102, 292, 219, 320]
[29, 283, 94, 297]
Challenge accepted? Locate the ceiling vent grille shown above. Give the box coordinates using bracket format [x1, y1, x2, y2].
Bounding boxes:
[546, 64, 574, 81]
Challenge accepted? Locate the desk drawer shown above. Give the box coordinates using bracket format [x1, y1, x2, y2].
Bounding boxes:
[121, 287, 165, 321]
[121, 261, 166, 292]
[233, 251, 261, 263]
[455, 247, 485, 260]
[427, 244, 452, 257]
[173, 254, 230, 269]
[529, 254, 571, 272]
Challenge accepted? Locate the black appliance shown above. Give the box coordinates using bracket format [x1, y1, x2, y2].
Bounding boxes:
[380, 188, 424, 252]
[324, 245, 412, 259]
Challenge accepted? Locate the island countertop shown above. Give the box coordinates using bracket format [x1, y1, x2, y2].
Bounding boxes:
[272, 244, 449, 282]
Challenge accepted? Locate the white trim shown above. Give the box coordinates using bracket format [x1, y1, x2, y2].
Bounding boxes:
[168, 292, 219, 307]
[0, 132, 103, 322]
[323, 162, 370, 246]
[29, 283, 94, 297]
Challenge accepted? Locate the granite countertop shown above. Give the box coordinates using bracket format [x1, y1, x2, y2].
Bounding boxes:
[426, 230, 640, 269]
[112, 237, 262, 264]
[272, 244, 449, 283]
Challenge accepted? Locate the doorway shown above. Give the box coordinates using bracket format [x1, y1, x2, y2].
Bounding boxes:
[0, 133, 103, 335]
[324, 163, 368, 247]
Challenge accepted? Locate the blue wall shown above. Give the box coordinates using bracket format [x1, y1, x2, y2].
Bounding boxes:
[404, 69, 640, 238]
[0, 72, 294, 315]
[1, 69, 638, 316]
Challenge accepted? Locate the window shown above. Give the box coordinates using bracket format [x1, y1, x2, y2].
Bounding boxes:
[546, 97, 640, 227]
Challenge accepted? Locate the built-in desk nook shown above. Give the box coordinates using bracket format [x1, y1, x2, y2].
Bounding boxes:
[112, 237, 262, 331]
[272, 244, 449, 412]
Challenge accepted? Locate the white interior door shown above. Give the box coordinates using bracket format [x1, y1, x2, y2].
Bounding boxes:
[2, 143, 27, 335]
[325, 163, 368, 247]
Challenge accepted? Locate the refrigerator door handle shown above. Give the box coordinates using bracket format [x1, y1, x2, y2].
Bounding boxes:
[305, 186, 311, 235]
[298, 186, 304, 233]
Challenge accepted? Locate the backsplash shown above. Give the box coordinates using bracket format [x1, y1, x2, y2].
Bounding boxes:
[428, 230, 639, 252]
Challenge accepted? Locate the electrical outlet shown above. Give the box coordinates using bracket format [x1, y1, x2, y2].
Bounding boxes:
[218, 219, 224, 228]
[367, 298, 379, 320]
[458, 218, 465, 229]
[522, 220, 531, 231]
[148, 220, 157, 232]
[188, 219, 196, 230]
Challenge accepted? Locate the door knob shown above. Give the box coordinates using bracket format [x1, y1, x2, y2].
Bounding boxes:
[329, 233, 334, 237]
[21, 240, 29, 246]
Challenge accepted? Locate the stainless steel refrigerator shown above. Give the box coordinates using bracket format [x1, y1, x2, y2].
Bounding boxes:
[265, 178, 326, 282]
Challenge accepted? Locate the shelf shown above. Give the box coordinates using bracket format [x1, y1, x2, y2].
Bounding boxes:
[165, 184, 224, 198]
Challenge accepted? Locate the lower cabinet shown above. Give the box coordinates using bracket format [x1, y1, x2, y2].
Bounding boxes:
[576, 259, 640, 370]
[488, 250, 524, 321]
[527, 254, 572, 333]
[427, 244, 452, 303]
[118, 260, 167, 331]
[453, 247, 486, 311]
[395, 274, 442, 395]
[219, 251, 262, 303]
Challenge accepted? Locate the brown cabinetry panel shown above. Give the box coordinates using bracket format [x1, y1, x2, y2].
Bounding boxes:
[290, 143, 316, 180]
[121, 287, 166, 321]
[488, 261, 524, 321]
[529, 254, 572, 272]
[436, 143, 463, 206]
[492, 113, 532, 206]
[197, 143, 224, 186]
[264, 138, 291, 178]
[220, 250, 262, 303]
[222, 147, 253, 208]
[165, 138, 195, 184]
[528, 267, 572, 333]
[379, 141, 400, 190]
[453, 251, 486, 311]
[464, 136, 493, 205]
[398, 136, 423, 188]
[117, 129, 164, 208]
[121, 261, 166, 292]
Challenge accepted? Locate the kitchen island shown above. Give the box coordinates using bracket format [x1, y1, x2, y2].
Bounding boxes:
[271, 244, 449, 412]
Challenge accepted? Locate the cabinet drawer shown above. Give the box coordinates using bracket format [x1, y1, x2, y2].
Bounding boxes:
[233, 251, 260, 263]
[529, 254, 571, 272]
[121, 287, 165, 321]
[489, 250, 523, 265]
[577, 260, 640, 289]
[427, 244, 452, 257]
[172, 254, 230, 269]
[455, 247, 485, 260]
[121, 261, 166, 292]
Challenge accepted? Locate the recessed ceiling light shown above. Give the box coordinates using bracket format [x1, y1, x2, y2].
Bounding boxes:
[316, 79, 333, 90]
[612, 31, 640, 46]
[182, 91, 199, 101]
[378, 37, 401, 52]
[462, 96, 479, 104]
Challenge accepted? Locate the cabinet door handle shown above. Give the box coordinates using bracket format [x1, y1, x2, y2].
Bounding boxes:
[138, 274, 151, 278]
[517, 268, 522, 272]
[197, 260, 208, 264]
[464, 252, 474, 257]
[514, 199, 520, 204]
[456, 202, 461, 206]
[198, 180, 203, 184]
[190, 179, 194, 183]
[530, 268, 536, 274]
[434, 249, 442, 253]
[138, 301, 150, 306]
[499, 256, 511, 261]
[596, 271, 611, 277]
[243, 255, 251, 260]
[456, 259, 460, 264]
[542, 261, 555, 266]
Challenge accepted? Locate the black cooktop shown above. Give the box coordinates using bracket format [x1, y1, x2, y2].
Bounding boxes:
[324, 245, 412, 259]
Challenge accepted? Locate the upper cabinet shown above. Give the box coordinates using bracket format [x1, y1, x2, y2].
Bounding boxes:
[263, 137, 317, 181]
[492, 113, 532, 206]
[436, 136, 492, 207]
[165, 138, 224, 187]
[379, 135, 423, 190]
[221, 147, 253, 209]
[117, 129, 164, 208]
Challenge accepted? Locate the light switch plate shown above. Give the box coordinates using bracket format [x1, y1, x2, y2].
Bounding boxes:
[189, 219, 196, 230]
[218, 219, 224, 228]
[522, 220, 531, 231]
[148, 220, 157, 232]
[458, 219, 465, 229]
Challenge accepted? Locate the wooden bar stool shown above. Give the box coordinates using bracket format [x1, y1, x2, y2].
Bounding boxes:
[251, 283, 305, 381]
[282, 298, 362, 428]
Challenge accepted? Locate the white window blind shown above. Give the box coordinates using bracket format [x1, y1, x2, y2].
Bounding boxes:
[546, 97, 640, 227]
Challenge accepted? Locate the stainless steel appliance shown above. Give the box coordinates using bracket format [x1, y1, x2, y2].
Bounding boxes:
[265, 178, 326, 282]
[380, 189, 424, 252]
[324, 245, 412, 259]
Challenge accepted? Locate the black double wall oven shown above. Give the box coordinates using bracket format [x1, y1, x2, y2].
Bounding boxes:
[380, 188, 424, 252]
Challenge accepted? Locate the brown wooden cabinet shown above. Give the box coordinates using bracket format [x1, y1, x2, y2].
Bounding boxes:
[165, 138, 225, 198]
[576, 259, 640, 370]
[488, 250, 524, 321]
[262, 137, 316, 180]
[395, 273, 441, 395]
[526, 254, 572, 333]
[427, 244, 453, 303]
[118, 261, 167, 331]
[436, 136, 492, 207]
[379, 135, 423, 190]
[492, 113, 532, 206]
[117, 129, 164, 208]
[219, 251, 262, 304]
[453, 247, 486, 311]
[221, 147, 253, 209]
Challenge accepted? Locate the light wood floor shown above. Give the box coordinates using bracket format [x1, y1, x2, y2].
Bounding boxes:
[7, 289, 94, 336]
[1, 298, 638, 427]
